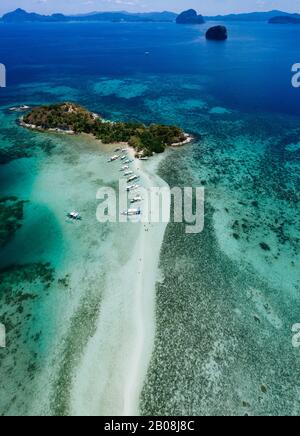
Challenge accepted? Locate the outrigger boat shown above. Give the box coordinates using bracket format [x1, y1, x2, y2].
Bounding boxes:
[120, 165, 129, 172]
[9, 105, 31, 112]
[124, 159, 134, 164]
[127, 175, 139, 183]
[67, 211, 82, 221]
[126, 184, 140, 192]
[122, 208, 141, 216]
[120, 155, 127, 161]
[130, 196, 142, 204]
[108, 155, 119, 162]
[124, 170, 134, 176]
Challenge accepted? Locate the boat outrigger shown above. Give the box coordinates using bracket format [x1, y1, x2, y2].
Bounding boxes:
[127, 175, 139, 183]
[9, 105, 31, 112]
[120, 165, 129, 172]
[108, 155, 119, 162]
[126, 184, 140, 192]
[67, 211, 82, 221]
[122, 208, 141, 216]
[130, 196, 142, 204]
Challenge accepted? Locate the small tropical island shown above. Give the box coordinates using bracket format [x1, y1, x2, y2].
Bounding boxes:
[21, 103, 191, 156]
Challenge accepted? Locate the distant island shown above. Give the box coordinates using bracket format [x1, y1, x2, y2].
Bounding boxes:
[176, 9, 205, 25]
[269, 15, 300, 24]
[3, 8, 300, 24]
[1, 8, 177, 23]
[20, 103, 190, 157]
[205, 10, 299, 22]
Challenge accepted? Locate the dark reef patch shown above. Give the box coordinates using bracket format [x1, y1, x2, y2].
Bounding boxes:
[260, 242, 271, 251]
[0, 122, 56, 165]
[0, 197, 27, 247]
[141, 111, 300, 416]
[0, 262, 55, 416]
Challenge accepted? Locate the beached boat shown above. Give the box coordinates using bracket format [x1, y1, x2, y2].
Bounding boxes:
[124, 171, 134, 176]
[108, 155, 119, 162]
[126, 184, 140, 192]
[127, 175, 139, 183]
[121, 208, 141, 216]
[130, 196, 142, 204]
[120, 165, 129, 172]
[139, 157, 149, 161]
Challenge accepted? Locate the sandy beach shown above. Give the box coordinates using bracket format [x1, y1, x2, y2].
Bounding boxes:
[68, 146, 170, 416]
[16, 115, 175, 416]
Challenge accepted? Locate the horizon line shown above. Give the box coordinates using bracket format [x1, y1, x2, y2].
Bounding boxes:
[1, 8, 299, 18]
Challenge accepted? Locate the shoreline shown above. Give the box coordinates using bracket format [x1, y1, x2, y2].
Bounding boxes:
[18, 117, 194, 150]
[67, 142, 170, 416]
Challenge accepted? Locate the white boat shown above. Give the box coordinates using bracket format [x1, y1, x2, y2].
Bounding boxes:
[122, 208, 141, 216]
[124, 159, 134, 164]
[124, 171, 133, 176]
[120, 155, 127, 161]
[67, 211, 82, 220]
[139, 157, 149, 161]
[130, 196, 142, 204]
[9, 105, 30, 112]
[121, 148, 128, 152]
[126, 184, 140, 192]
[120, 165, 129, 171]
[108, 155, 119, 162]
[127, 175, 139, 183]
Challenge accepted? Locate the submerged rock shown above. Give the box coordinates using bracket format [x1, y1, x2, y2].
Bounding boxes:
[176, 9, 205, 25]
[260, 242, 271, 251]
[261, 384, 268, 394]
[206, 25, 228, 41]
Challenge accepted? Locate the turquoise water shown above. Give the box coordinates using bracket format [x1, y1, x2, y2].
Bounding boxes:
[141, 114, 300, 416]
[0, 21, 300, 415]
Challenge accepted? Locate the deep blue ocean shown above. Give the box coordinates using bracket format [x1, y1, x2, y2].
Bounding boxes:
[0, 21, 300, 416]
[1, 21, 300, 115]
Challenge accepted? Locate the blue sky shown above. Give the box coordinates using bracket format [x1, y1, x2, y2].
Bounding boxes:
[1, 0, 300, 16]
